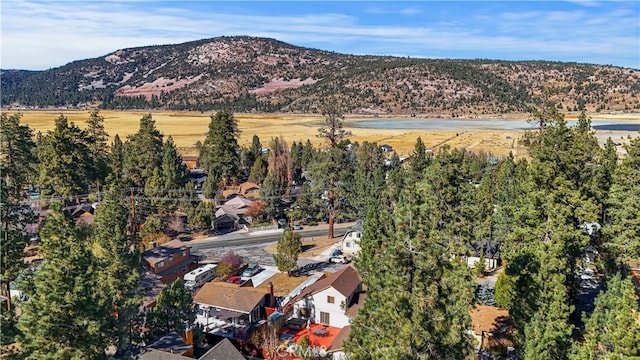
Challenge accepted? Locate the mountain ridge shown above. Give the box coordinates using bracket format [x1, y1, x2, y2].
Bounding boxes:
[2, 35, 639, 115]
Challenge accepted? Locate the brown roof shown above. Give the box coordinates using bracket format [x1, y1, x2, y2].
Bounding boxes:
[222, 182, 261, 199]
[290, 266, 361, 304]
[193, 282, 267, 313]
[252, 273, 310, 297]
[469, 305, 511, 336]
[143, 240, 189, 265]
[345, 291, 367, 318]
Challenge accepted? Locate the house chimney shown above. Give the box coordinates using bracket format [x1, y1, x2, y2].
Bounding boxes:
[268, 282, 275, 308]
[183, 326, 193, 345]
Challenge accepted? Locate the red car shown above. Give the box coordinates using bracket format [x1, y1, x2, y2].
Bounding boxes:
[226, 276, 242, 284]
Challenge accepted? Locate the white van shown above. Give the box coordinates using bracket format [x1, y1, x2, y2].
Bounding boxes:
[184, 264, 218, 290]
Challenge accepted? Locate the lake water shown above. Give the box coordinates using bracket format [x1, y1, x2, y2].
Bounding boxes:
[350, 118, 640, 131]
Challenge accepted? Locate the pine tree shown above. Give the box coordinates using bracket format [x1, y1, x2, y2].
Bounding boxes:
[146, 279, 195, 339]
[85, 109, 110, 193]
[347, 173, 476, 359]
[123, 113, 164, 187]
[37, 114, 94, 197]
[91, 187, 141, 350]
[604, 135, 640, 268]
[316, 101, 352, 238]
[107, 134, 126, 186]
[571, 273, 640, 359]
[410, 136, 430, 177]
[198, 110, 241, 185]
[262, 172, 284, 222]
[17, 204, 109, 359]
[273, 229, 301, 273]
[0, 113, 36, 345]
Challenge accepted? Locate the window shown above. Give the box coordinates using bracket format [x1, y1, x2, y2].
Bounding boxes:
[346, 242, 352, 248]
[156, 261, 164, 268]
[182, 250, 187, 257]
[327, 296, 335, 304]
[320, 312, 330, 325]
[168, 257, 174, 264]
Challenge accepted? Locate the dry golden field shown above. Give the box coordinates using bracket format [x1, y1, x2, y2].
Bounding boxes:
[10, 110, 640, 160]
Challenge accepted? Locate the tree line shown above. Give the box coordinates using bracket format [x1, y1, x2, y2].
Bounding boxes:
[1, 103, 639, 358]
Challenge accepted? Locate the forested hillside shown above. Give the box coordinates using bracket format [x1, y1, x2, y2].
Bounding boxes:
[2, 36, 640, 115]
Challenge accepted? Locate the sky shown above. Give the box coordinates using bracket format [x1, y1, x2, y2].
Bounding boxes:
[1, 0, 639, 70]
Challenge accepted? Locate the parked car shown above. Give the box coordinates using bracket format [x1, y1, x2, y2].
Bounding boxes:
[330, 249, 342, 258]
[226, 276, 243, 284]
[293, 222, 302, 230]
[329, 255, 350, 264]
[242, 263, 262, 277]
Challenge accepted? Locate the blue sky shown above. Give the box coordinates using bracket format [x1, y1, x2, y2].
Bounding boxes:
[2, 1, 639, 70]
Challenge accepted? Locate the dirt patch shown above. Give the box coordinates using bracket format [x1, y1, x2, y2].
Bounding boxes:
[264, 235, 339, 259]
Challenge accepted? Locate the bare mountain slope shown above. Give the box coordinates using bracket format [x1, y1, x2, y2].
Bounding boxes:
[2, 36, 639, 115]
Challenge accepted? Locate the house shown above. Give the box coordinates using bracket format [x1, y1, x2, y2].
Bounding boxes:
[144, 331, 194, 358]
[199, 338, 246, 360]
[340, 231, 362, 256]
[216, 196, 254, 220]
[212, 213, 240, 233]
[380, 144, 393, 153]
[142, 239, 198, 284]
[194, 282, 270, 340]
[180, 155, 200, 169]
[137, 271, 165, 311]
[187, 169, 207, 189]
[136, 337, 245, 360]
[469, 305, 514, 357]
[289, 266, 362, 328]
[465, 240, 501, 271]
[222, 181, 261, 200]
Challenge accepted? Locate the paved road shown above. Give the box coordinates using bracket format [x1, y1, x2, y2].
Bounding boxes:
[189, 223, 354, 252]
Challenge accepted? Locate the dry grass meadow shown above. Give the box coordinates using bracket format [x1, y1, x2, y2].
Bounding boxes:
[12, 110, 640, 160]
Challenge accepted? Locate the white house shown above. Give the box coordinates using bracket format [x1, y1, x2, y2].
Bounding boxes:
[465, 240, 501, 272]
[289, 266, 363, 328]
[340, 231, 362, 256]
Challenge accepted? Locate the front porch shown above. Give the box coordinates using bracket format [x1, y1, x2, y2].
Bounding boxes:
[196, 305, 257, 340]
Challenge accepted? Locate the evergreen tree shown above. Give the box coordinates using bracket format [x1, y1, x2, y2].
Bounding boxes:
[37, 114, 94, 197]
[345, 141, 385, 220]
[410, 136, 430, 177]
[262, 172, 283, 221]
[273, 229, 302, 273]
[0, 113, 36, 344]
[240, 134, 263, 180]
[108, 134, 125, 185]
[198, 110, 241, 185]
[161, 136, 188, 190]
[571, 273, 640, 359]
[85, 109, 110, 193]
[146, 279, 195, 338]
[347, 175, 476, 359]
[91, 187, 141, 351]
[603, 135, 640, 268]
[201, 170, 221, 200]
[122, 113, 164, 187]
[316, 101, 351, 238]
[17, 204, 109, 359]
[248, 156, 268, 185]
